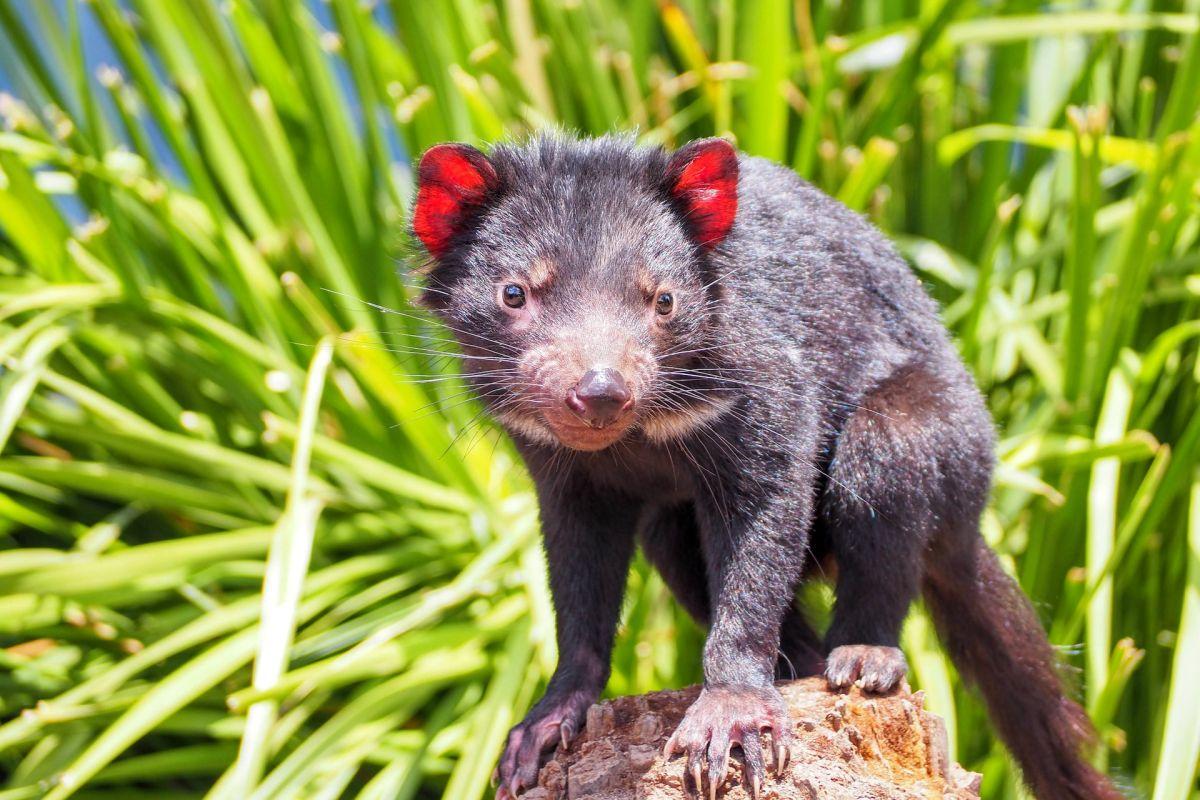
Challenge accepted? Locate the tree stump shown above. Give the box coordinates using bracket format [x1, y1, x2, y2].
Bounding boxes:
[522, 677, 982, 800]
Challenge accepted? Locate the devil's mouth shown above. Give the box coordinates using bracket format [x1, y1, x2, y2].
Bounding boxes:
[491, 406, 634, 451]
[489, 389, 641, 451]
[543, 416, 634, 451]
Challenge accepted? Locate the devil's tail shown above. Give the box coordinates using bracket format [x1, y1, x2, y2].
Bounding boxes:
[923, 537, 1123, 800]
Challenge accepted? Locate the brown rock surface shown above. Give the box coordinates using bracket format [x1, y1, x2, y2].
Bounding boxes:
[523, 677, 981, 800]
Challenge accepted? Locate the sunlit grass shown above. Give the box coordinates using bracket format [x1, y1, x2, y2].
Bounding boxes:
[0, 1, 1197, 798]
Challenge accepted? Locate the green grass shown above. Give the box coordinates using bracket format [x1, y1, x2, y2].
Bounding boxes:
[0, 1, 1197, 798]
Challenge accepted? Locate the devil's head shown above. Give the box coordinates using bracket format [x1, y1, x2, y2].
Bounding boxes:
[410, 135, 739, 452]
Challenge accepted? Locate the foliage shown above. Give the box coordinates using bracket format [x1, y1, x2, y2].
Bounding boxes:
[0, 1, 1197, 798]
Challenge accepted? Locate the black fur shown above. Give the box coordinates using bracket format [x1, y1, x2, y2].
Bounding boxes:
[412, 134, 1120, 800]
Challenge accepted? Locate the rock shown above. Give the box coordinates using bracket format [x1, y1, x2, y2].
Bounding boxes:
[530, 677, 981, 800]
[567, 741, 623, 799]
[630, 713, 663, 743]
[587, 703, 617, 739]
[627, 744, 659, 771]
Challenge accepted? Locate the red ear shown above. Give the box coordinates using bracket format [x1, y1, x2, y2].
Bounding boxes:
[413, 144, 499, 258]
[666, 138, 739, 249]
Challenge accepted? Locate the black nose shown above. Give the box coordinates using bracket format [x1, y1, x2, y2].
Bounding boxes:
[566, 368, 633, 428]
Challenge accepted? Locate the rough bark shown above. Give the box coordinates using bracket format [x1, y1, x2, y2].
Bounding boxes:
[522, 677, 982, 800]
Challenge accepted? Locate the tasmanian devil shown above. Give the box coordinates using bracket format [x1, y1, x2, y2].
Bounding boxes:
[408, 134, 1121, 800]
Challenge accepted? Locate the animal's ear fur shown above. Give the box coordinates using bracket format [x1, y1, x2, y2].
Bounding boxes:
[412, 143, 500, 259]
[665, 138, 739, 249]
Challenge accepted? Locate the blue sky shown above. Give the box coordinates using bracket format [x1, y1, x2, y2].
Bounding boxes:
[0, 1, 406, 221]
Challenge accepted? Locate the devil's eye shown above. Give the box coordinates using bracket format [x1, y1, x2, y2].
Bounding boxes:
[502, 284, 526, 309]
[655, 292, 674, 315]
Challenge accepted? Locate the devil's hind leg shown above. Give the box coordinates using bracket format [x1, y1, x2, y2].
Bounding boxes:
[822, 358, 1120, 798]
[821, 359, 993, 692]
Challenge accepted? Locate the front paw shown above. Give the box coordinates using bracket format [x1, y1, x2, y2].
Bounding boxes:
[494, 690, 593, 799]
[825, 644, 907, 693]
[664, 684, 793, 800]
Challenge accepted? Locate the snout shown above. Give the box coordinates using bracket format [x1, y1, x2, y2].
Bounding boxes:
[565, 367, 634, 428]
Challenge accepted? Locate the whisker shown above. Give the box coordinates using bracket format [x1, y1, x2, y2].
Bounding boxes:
[342, 329, 517, 361]
[657, 368, 899, 423]
[324, 288, 521, 356]
[356, 344, 523, 363]
[698, 262, 752, 294]
[397, 281, 452, 298]
[657, 331, 798, 360]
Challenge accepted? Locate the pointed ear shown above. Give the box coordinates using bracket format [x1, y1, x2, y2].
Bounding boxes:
[412, 143, 500, 258]
[665, 138, 739, 249]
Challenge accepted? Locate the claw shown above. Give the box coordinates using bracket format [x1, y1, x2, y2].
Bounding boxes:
[775, 742, 791, 774]
[827, 645, 908, 694]
[708, 749, 728, 800]
[707, 731, 731, 800]
[741, 732, 766, 799]
[669, 686, 792, 800]
[495, 693, 597, 798]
